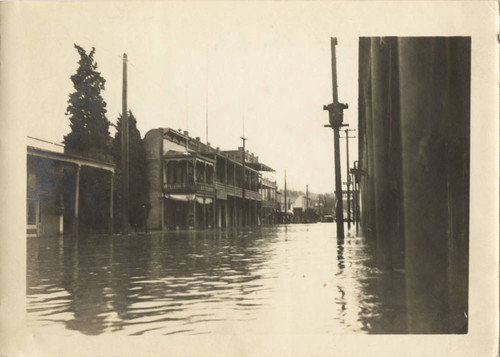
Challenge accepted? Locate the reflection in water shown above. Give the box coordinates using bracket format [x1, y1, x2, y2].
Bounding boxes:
[27, 224, 406, 335]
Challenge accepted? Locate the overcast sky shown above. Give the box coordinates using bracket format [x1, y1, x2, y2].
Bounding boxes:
[10, 1, 484, 193]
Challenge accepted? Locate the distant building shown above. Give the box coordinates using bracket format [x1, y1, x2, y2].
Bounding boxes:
[27, 137, 114, 237]
[143, 128, 277, 230]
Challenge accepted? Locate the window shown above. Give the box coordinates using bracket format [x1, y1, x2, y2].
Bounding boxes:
[27, 199, 37, 225]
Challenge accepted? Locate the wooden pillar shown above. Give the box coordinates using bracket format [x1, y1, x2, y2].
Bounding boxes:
[72, 165, 81, 236]
[260, 201, 263, 226]
[398, 37, 451, 333]
[254, 200, 258, 226]
[248, 200, 251, 226]
[109, 172, 114, 234]
[370, 38, 393, 270]
[58, 194, 64, 235]
[224, 159, 228, 184]
[224, 199, 228, 228]
[247, 199, 251, 226]
[361, 38, 377, 251]
[232, 196, 237, 227]
[203, 196, 206, 229]
[240, 199, 243, 226]
[213, 197, 216, 228]
[193, 159, 197, 183]
[192, 199, 197, 229]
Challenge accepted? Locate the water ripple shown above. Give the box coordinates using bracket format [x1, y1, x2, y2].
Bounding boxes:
[27, 224, 406, 335]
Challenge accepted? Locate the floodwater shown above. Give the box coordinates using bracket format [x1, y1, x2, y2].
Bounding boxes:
[26, 223, 407, 336]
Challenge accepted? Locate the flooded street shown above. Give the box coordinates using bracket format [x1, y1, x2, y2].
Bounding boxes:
[27, 223, 406, 335]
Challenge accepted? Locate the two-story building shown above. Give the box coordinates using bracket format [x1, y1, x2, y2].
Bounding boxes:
[144, 128, 277, 230]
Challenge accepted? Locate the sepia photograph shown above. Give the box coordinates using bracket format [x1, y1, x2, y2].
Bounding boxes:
[0, 1, 498, 356]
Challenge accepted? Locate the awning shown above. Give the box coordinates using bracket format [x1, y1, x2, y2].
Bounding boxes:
[195, 197, 213, 205]
[165, 194, 195, 202]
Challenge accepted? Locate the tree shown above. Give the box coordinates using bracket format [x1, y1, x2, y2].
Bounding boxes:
[63, 45, 112, 232]
[112, 110, 150, 231]
[64, 44, 111, 161]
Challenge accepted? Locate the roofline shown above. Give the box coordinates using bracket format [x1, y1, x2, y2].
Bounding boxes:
[151, 127, 275, 172]
[27, 146, 115, 173]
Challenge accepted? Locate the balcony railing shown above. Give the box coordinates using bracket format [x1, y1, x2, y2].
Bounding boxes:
[262, 178, 277, 188]
[163, 182, 214, 193]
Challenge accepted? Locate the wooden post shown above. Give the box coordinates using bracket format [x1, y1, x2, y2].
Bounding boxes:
[323, 37, 348, 239]
[213, 198, 217, 228]
[121, 53, 129, 235]
[193, 159, 197, 183]
[73, 165, 81, 236]
[345, 129, 351, 229]
[283, 169, 288, 224]
[254, 200, 258, 226]
[333, 128, 344, 237]
[109, 172, 114, 234]
[233, 196, 236, 227]
[224, 199, 228, 228]
[203, 196, 206, 229]
[224, 159, 228, 184]
[240, 135, 247, 226]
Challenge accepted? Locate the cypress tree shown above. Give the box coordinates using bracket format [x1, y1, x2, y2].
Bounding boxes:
[63, 44, 112, 232]
[64, 44, 111, 162]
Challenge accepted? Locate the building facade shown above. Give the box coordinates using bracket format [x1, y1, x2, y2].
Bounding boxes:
[27, 137, 115, 237]
[144, 128, 277, 230]
[357, 37, 470, 333]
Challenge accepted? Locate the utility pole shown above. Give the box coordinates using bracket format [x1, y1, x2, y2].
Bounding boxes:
[306, 184, 309, 222]
[323, 37, 348, 239]
[341, 129, 356, 229]
[284, 169, 287, 225]
[206, 56, 209, 144]
[241, 118, 247, 225]
[121, 53, 129, 235]
[306, 185, 309, 211]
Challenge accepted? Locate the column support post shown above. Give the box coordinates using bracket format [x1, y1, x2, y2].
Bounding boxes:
[73, 165, 81, 236]
[109, 171, 114, 234]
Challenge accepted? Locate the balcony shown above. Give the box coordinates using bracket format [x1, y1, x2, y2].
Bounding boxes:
[262, 200, 278, 209]
[163, 182, 214, 194]
[262, 178, 276, 188]
[244, 189, 262, 201]
[214, 182, 262, 201]
[215, 182, 243, 198]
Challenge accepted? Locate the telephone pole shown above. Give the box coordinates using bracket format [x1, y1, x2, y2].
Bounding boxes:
[306, 185, 309, 211]
[121, 53, 129, 235]
[323, 37, 348, 239]
[305, 184, 309, 223]
[284, 169, 287, 225]
[341, 129, 356, 229]
[241, 117, 247, 225]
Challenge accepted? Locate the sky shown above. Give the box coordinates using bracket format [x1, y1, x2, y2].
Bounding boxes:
[8, 1, 486, 193]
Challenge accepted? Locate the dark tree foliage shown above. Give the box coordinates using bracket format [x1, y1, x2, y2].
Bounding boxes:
[318, 193, 336, 216]
[64, 44, 111, 162]
[304, 208, 319, 222]
[63, 44, 113, 233]
[112, 111, 150, 231]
